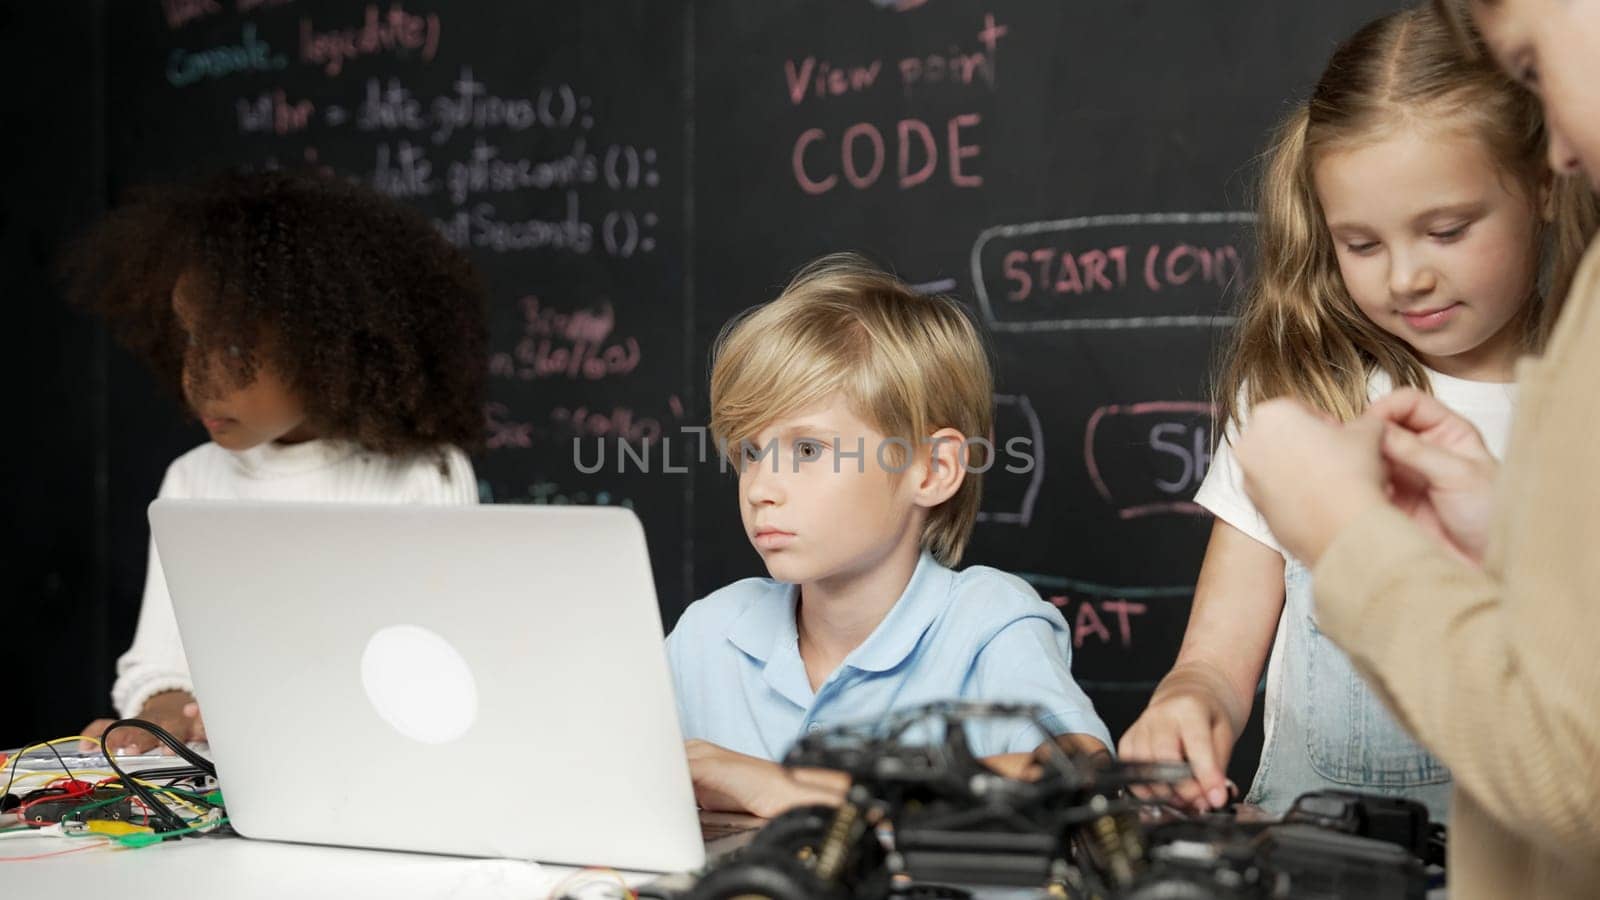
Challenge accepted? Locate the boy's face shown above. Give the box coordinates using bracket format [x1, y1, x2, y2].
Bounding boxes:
[1474, 0, 1600, 189]
[173, 271, 314, 452]
[736, 399, 935, 587]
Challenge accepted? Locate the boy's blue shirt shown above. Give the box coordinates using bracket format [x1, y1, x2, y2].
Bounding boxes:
[666, 551, 1114, 760]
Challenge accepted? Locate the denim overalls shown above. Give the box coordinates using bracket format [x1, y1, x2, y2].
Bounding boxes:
[1245, 559, 1453, 821]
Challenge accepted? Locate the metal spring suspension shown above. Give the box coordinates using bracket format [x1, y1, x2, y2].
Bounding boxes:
[815, 802, 862, 883]
[1087, 797, 1144, 888]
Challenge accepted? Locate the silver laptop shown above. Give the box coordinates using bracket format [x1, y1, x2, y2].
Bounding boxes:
[149, 500, 706, 872]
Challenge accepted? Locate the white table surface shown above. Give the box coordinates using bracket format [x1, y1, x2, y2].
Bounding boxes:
[1, 744, 656, 898]
[0, 830, 655, 898]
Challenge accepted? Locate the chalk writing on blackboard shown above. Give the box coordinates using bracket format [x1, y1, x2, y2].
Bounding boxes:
[298, 3, 441, 77]
[1083, 401, 1214, 520]
[977, 394, 1045, 527]
[1018, 573, 1193, 653]
[487, 295, 643, 384]
[225, 60, 665, 261]
[970, 212, 1254, 332]
[486, 395, 681, 452]
[480, 476, 636, 511]
[167, 24, 287, 86]
[162, 0, 222, 32]
[782, 12, 1008, 195]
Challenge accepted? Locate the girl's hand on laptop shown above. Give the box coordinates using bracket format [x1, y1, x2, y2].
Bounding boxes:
[684, 740, 846, 819]
[81, 690, 207, 754]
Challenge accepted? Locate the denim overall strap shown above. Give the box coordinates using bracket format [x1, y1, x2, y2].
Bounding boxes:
[1245, 559, 1453, 821]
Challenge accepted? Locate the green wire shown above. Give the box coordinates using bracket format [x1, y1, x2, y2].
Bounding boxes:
[56, 815, 230, 845]
[9, 780, 226, 846]
[117, 817, 230, 848]
[5, 794, 128, 834]
[61, 794, 127, 819]
[137, 786, 214, 802]
[3, 786, 227, 850]
[50, 783, 223, 832]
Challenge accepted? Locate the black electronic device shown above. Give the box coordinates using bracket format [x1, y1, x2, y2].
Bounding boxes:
[685, 701, 1184, 899]
[679, 702, 1441, 900]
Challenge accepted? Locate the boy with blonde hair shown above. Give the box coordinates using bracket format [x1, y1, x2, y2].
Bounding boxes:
[668, 254, 1111, 817]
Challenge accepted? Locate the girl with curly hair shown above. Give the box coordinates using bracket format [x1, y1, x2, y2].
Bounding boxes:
[68, 169, 489, 753]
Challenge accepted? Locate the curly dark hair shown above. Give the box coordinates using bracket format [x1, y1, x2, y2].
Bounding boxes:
[65, 169, 487, 456]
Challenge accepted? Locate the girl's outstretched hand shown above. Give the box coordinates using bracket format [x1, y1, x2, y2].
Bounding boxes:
[1119, 666, 1240, 812]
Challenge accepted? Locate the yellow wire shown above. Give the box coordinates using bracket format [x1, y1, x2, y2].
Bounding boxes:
[545, 867, 637, 900]
[3, 737, 101, 795]
[6, 770, 111, 791]
[6, 738, 212, 823]
[84, 820, 154, 837]
[96, 780, 209, 819]
[10, 776, 209, 820]
[11, 770, 196, 793]
[5, 735, 103, 764]
[38, 736, 100, 750]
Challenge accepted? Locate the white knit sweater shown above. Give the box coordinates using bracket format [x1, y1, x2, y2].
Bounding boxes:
[113, 438, 478, 717]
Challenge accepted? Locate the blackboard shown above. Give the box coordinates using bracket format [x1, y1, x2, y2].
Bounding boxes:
[97, 0, 1404, 779]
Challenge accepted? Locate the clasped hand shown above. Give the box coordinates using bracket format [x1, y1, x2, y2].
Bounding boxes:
[1233, 387, 1498, 567]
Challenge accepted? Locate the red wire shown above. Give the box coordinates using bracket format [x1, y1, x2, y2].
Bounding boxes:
[15, 777, 162, 828]
[89, 777, 150, 826]
[16, 781, 97, 822]
[0, 841, 112, 862]
[32, 778, 93, 795]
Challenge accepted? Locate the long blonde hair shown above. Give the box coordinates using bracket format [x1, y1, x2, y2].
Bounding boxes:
[709, 254, 994, 566]
[1220, 5, 1600, 428]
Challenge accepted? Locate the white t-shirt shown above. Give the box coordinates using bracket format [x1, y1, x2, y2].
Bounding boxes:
[113, 438, 478, 718]
[1193, 368, 1517, 743]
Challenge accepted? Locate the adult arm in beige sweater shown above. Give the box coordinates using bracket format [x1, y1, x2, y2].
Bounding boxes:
[1314, 493, 1600, 865]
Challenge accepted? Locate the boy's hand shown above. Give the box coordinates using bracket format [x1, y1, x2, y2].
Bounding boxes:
[81, 691, 206, 754]
[684, 740, 846, 818]
[983, 734, 1110, 782]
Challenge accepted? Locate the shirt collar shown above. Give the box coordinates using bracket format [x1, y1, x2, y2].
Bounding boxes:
[725, 551, 955, 674]
[228, 438, 359, 477]
[726, 581, 808, 708]
[727, 581, 800, 665]
[843, 552, 954, 672]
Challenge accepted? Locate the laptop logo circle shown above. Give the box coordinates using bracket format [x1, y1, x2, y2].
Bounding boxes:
[360, 625, 478, 744]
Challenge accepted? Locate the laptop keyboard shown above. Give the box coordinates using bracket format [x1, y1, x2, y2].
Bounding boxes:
[699, 811, 764, 843]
